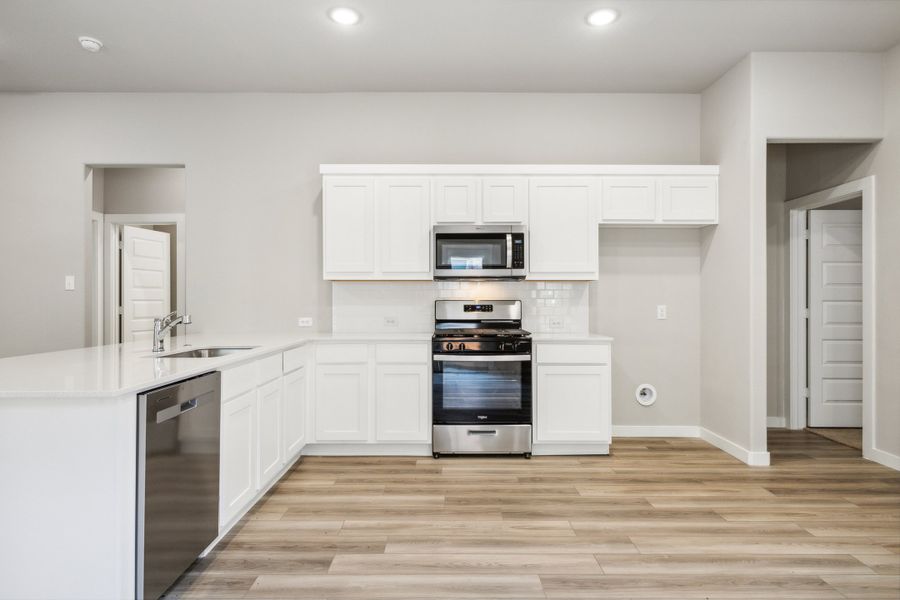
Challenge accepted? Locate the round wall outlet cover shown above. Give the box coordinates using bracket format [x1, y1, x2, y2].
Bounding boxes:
[636, 384, 657, 406]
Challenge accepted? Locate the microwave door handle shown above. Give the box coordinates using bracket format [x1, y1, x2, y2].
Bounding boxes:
[506, 233, 513, 268]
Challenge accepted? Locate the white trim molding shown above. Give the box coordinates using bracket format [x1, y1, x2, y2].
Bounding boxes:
[866, 447, 900, 472]
[766, 417, 786, 428]
[700, 427, 771, 466]
[302, 443, 431, 456]
[785, 176, 880, 467]
[612, 425, 701, 438]
[320, 164, 720, 176]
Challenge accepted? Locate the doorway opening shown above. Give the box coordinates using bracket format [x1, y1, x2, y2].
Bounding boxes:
[765, 142, 877, 459]
[86, 166, 187, 345]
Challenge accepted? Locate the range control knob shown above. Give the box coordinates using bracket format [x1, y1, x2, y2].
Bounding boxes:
[445, 342, 454, 351]
[459, 343, 466, 351]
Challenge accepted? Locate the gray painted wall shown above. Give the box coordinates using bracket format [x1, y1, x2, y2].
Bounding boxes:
[0, 92, 700, 359]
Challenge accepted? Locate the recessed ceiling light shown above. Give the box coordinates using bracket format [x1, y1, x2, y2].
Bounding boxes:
[328, 7, 361, 25]
[78, 36, 104, 52]
[586, 9, 619, 27]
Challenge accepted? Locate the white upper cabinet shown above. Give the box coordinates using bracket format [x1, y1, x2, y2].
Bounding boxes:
[324, 176, 430, 280]
[321, 167, 718, 281]
[601, 177, 657, 223]
[377, 177, 432, 278]
[434, 177, 479, 223]
[323, 177, 376, 278]
[598, 175, 718, 226]
[658, 177, 718, 223]
[481, 177, 527, 224]
[528, 177, 599, 280]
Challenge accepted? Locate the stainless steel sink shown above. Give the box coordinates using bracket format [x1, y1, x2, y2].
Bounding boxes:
[159, 346, 258, 358]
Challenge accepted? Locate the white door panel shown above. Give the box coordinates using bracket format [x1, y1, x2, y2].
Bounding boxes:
[121, 225, 170, 343]
[378, 177, 431, 277]
[808, 210, 863, 427]
[323, 177, 376, 277]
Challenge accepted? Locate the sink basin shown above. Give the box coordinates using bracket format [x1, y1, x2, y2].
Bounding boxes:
[159, 346, 258, 359]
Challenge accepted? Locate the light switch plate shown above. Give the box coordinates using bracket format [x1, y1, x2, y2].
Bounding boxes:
[549, 316, 564, 329]
[64, 275, 75, 291]
[297, 317, 313, 327]
[656, 305, 667, 320]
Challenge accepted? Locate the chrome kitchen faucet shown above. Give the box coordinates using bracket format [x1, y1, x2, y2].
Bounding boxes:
[152, 312, 192, 352]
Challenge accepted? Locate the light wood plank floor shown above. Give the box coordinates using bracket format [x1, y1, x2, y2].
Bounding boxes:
[166, 430, 900, 599]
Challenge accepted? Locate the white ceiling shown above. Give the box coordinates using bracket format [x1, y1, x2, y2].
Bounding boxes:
[1, 0, 899, 93]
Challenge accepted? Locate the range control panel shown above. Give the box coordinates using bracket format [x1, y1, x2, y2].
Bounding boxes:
[464, 304, 494, 313]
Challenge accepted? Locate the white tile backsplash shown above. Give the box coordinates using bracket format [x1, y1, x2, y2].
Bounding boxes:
[332, 281, 589, 333]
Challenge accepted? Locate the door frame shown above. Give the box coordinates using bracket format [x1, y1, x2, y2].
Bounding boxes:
[785, 176, 875, 456]
[101, 213, 186, 344]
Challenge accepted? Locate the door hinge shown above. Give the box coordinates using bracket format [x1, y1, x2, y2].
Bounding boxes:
[803, 387, 809, 399]
[117, 306, 123, 315]
[802, 230, 809, 240]
[118, 240, 124, 250]
[803, 308, 810, 319]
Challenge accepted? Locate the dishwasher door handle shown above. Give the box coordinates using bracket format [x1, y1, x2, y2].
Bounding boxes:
[156, 398, 199, 424]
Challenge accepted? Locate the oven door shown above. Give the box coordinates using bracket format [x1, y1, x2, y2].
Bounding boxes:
[434, 232, 513, 279]
[432, 354, 532, 424]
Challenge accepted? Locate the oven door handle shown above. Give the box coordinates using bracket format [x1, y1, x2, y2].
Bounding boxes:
[433, 354, 531, 362]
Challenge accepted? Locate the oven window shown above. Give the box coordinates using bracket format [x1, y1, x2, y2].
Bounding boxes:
[436, 235, 507, 270]
[440, 361, 523, 411]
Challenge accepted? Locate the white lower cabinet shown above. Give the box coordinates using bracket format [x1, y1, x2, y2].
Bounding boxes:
[533, 342, 612, 453]
[315, 363, 369, 441]
[256, 378, 283, 485]
[219, 350, 298, 529]
[375, 363, 430, 442]
[220, 389, 257, 526]
[310, 342, 431, 447]
[282, 364, 307, 459]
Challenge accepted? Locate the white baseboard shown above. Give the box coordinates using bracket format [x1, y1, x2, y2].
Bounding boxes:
[532, 442, 609, 455]
[700, 427, 770, 466]
[302, 443, 431, 456]
[865, 446, 900, 471]
[766, 416, 786, 428]
[612, 425, 701, 438]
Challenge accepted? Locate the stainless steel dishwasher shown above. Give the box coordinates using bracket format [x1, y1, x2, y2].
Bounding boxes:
[137, 371, 221, 600]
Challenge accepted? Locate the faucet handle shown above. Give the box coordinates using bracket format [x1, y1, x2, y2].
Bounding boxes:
[182, 314, 192, 325]
[160, 310, 177, 324]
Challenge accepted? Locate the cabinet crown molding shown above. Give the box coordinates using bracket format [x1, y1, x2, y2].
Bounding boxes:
[320, 164, 720, 176]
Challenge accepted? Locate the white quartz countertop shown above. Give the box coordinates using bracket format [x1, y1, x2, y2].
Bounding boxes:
[0, 330, 614, 399]
[0, 332, 431, 399]
[531, 333, 614, 342]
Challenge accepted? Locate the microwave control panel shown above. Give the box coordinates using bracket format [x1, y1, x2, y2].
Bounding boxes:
[512, 236, 525, 269]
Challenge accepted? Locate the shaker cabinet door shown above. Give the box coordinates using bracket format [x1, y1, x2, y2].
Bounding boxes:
[315, 364, 369, 441]
[323, 177, 376, 278]
[378, 177, 432, 278]
[528, 177, 599, 279]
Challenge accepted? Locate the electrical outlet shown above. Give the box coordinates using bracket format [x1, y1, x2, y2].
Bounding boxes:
[656, 305, 667, 320]
[383, 316, 398, 328]
[296, 317, 313, 327]
[549, 316, 564, 329]
[64, 275, 75, 291]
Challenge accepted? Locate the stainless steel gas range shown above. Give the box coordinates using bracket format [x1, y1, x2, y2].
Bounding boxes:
[431, 299, 532, 458]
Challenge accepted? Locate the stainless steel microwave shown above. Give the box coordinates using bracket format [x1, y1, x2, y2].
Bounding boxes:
[433, 225, 526, 280]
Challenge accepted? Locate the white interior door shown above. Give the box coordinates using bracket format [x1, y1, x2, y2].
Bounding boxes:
[121, 225, 171, 343]
[808, 210, 862, 427]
